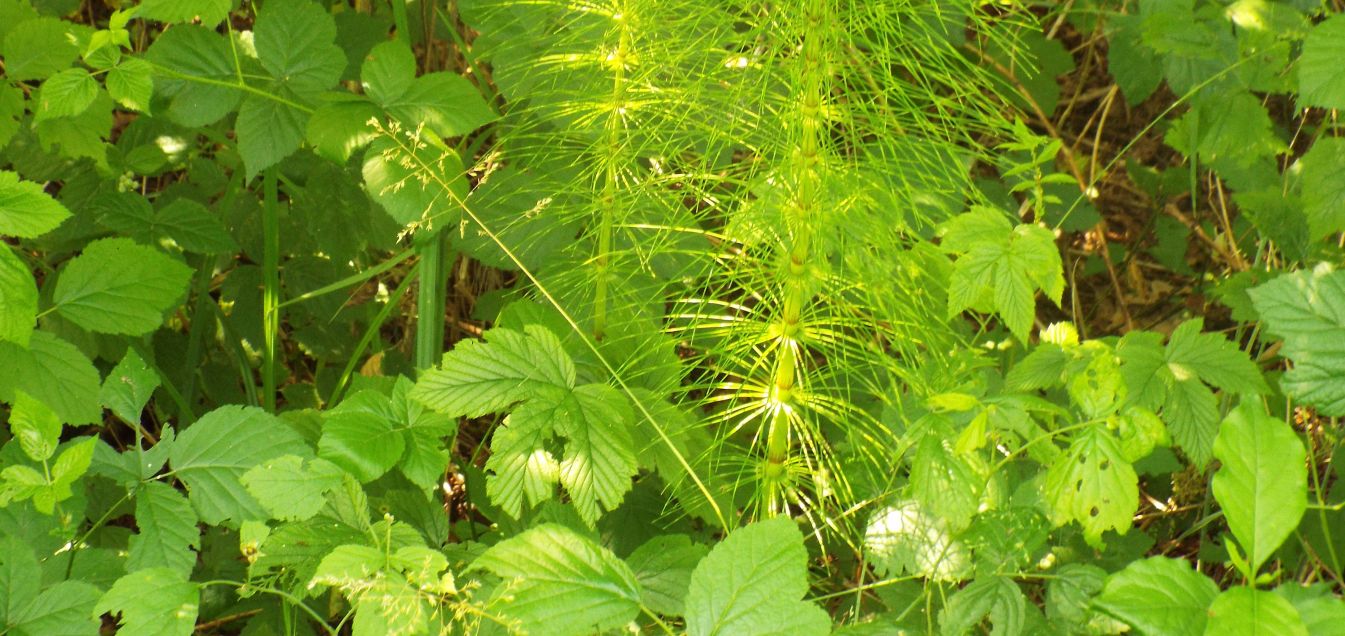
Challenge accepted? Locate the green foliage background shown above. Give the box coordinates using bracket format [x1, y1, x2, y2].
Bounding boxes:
[0, 0, 1343, 634]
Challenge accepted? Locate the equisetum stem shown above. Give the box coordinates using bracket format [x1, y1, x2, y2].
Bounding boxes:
[593, 4, 631, 342]
[415, 233, 447, 369]
[764, 0, 828, 506]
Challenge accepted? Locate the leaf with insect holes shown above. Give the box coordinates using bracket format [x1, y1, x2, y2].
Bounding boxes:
[1043, 424, 1137, 547]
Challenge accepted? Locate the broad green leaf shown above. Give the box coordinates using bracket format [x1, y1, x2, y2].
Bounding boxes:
[151, 198, 237, 253]
[1299, 13, 1345, 111]
[1212, 402, 1306, 574]
[555, 384, 637, 524]
[627, 535, 708, 617]
[8, 580, 101, 636]
[306, 95, 380, 163]
[361, 41, 417, 105]
[99, 348, 160, 424]
[0, 536, 40, 623]
[1, 18, 77, 81]
[241, 455, 343, 522]
[46, 437, 96, 512]
[361, 41, 495, 137]
[254, 0, 344, 95]
[144, 25, 240, 127]
[1118, 320, 1265, 468]
[389, 377, 455, 490]
[318, 391, 404, 482]
[1042, 424, 1137, 547]
[473, 524, 641, 636]
[1205, 587, 1307, 636]
[361, 134, 468, 228]
[684, 517, 830, 636]
[236, 93, 308, 178]
[1107, 15, 1162, 106]
[1095, 556, 1219, 636]
[136, 0, 231, 27]
[0, 170, 72, 238]
[32, 89, 112, 164]
[944, 208, 1063, 342]
[1045, 564, 1106, 628]
[106, 58, 154, 112]
[52, 238, 191, 335]
[1299, 138, 1345, 240]
[1249, 267, 1345, 416]
[95, 568, 199, 636]
[0, 245, 35, 346]
[32, 68, 98, 123]
[127, 481, 200, 577]
[9, 390, 61, 462]
[412, 325, 574, 417]
[0, 83, 22, 149]
[1005, 343, 1069, 390]
[309, 544, 384, 587]
[0, 332, 101, 425]
[940, 576, 1027, 636]
[168, 405, 311, 525]
[485, 403, 559, 517]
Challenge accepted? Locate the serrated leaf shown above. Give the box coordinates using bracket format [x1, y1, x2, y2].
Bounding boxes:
[32, 68, 98, 123]
[1299, 13, 1345, 111]
[106, 58, 154, 112]
[168, 405, 311, 525]
[0, 170, 72, 238]
[1205, 587, 1308, 636]
[361, 41, 417, 105]
[95, 568, 199, 636]
[306, 95, 380, 163]
[144, 25, 240, 127]
[100, 348, 160, 424]
[236, 93, 308, 177]
[309, 544, 384, 587]
[241, 456, 344, 521]
[0, 331, 101, 425]
[1095, 557, 1218, 636]
[1006, 343, 1069, 390]
[152, 198, 237, 253]
[254, 0, 344, 95]
[0, 83, 23, 149]
[865, 499, 970, 582]
[1042, 424, 1137, 547]
[0, 245, 35, 347]
[944, 208, 1062, 342]
[9, 580, 101, 636]
[361, 135, 467, 228]
[412, 325, 574, 416]
[555, 384, 637, 524]
[0, 533, 40, 621]
[941, 576, 1027, 636]
[1045, 564, 1106, 628]
[1107, 15, 1162, 106]
[136, 0, 231, 27]
[319, 391, 404, 482]
[52, 238, 192, 335]
[1, 18, 78, 81]
[385, 73, 496, 138]
[127, 480, 200, 577]
[1249, 267, 1345, 416]
[9, 390, 61, 462]
[1299, 138, 1345, 240]
[1212, 402, 1306, 574]
[472, 524, 642, 636]
[684, 517, 830, 636]
[1166, 319, 1268, 395]
[627, 535, 708, 617]
[909, 434, 981, 531]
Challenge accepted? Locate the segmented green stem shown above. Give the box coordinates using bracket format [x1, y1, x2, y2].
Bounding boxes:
[763, 1, 830, 507]
[592, 5, 632, 342]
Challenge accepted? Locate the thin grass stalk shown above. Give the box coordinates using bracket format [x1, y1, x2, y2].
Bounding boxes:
[261, 169, 280, 412]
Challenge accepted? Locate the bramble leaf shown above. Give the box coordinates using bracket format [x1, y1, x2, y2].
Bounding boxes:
[0, 170, 71, 238]
[413, 325, 573, 416]
[684, 518, 830, 636]
[168, 405, 311, 525]
[1299, 13, 1345, 111]
[99, 348, 160, 424]
[1205, 587, 1307, 636]
[1212, 402, 1306, 575]
[32, 68, 98, 123]
[944, 207, 1063, 342]
[241, 455, 344, 522]
[95, 568, 199, 636]
[627, 535, 707, 616]
[473, 524, 642, 636]
[136, 0, 231, 27]
[144, 25, 240, 127]
[1249, 267, 1345, 416]
[52, 238, 192, 335]
[127, 480, 200, 577]
[0, 247, 35, 349]
[940, 576, 1027, 636]
[0, 332, 101, 425]
[1042, 424, 1137, 547]
[1095, 556, 1218, 635]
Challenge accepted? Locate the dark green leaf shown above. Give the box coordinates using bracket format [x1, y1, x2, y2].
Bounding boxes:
[52, 238, 192, 335]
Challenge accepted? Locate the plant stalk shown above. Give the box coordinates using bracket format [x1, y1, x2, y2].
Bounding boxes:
[262, 169, 281, 412]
